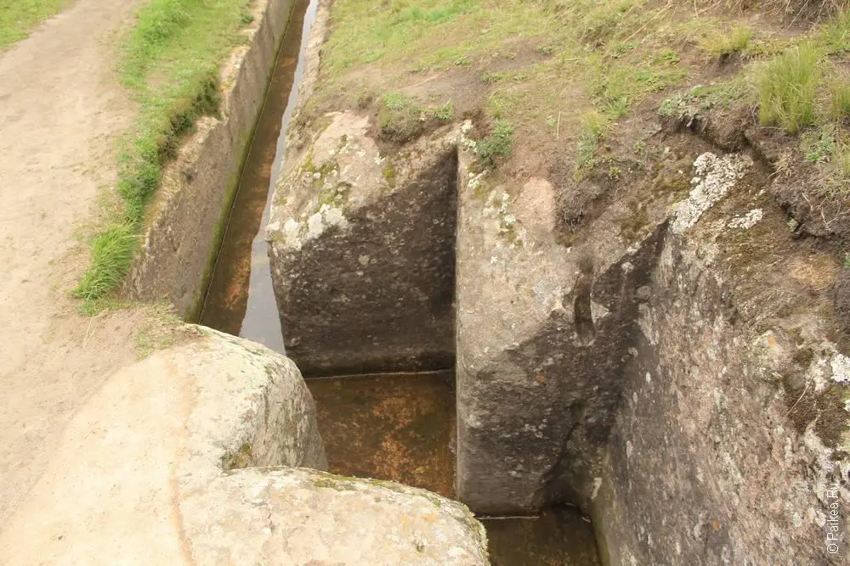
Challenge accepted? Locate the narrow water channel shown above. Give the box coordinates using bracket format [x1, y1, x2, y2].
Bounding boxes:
[199, 0, 316, 353]
[197, 0, 601, 562]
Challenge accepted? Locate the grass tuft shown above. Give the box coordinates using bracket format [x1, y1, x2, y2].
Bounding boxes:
[758, 43, 820, 133]
[74, 225, 137, 301]
[700, 25, 754, 58]
[829, 78, 850, 120]
[75, 0, 252, 307]
[433, 100, 455, 121]
[575, 112, 610, 174]
[377, 92, 424, 142]
[476, 120, 515, 167]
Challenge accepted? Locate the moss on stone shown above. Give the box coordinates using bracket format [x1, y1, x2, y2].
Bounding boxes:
[221, 442, 253, 470]
[382, 160, 397, 189]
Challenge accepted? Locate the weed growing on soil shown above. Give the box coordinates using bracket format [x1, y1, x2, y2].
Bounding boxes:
[378, 92, 424, 142]
[575, 112, 610, 176]
[476, 120, 515, 167]
[699, 25, 754, 58]
[830, 80, 850, 119]
[802, 124, 837, 163]
[75, 0, 252, 305]
[0, 0, 69, 50]
[758, 43, 821, 133]
[433, 101, 455, 121]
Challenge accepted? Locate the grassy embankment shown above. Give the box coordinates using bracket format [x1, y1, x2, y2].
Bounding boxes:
[0, 0, 70, 50]
[661, 5, 850, 195]
[307, 0, 848, 187]
[75, 0, 254, 310]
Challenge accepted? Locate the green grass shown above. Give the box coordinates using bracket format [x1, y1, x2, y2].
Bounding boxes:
[575, 111, 610, 176]
[830, 79, 850, 119]
[801, 123, 837, 163]
[476, 120, 515, 167]
[377, 92, 423, 142]
[75, 0, 252, 303]
[0, 0, 69, 50]
[376, 92, 456, 142]
[319, 0, 696, 151]
[758, 43, 821, 133]
[699, 25, 754, 58]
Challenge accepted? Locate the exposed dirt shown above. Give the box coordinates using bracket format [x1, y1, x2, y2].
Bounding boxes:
[0, 0, 150, 527]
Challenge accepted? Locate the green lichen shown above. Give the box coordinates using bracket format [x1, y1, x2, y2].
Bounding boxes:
[619, 202, 649, 241]
[500, 222, 524, 249]
[316, 181, 351, 213]
[312, 473, 359, 492]
[382, 160, 397, 189]
[221, 442, 252, 470]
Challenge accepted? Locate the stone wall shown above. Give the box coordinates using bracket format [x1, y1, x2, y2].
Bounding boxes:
[592, 231, 849, 565]
[267, 114, 458, 376]
[125, 0, 295, 319]
[454, 143, 849, 564]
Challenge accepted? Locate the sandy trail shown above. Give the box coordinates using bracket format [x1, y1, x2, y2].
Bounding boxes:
[0, 0, 144, 527]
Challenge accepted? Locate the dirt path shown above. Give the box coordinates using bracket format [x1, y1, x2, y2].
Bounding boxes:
[0, 0, 145, 527]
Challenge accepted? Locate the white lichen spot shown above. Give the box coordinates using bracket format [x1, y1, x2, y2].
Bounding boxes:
[467, 170, 487, 193]
[728, 208, 763, 230]
[672, 153, 752, 234]
[645, 372, 652, 384]
[459, 120, 477, 152]
[307, 212, 325, 238]
[829, 353, 850, 383]
[591, 477, 603, 500]
[358, 254, 370, 266]
[277, 204, 348, 252]
[590, 301, 610, 321]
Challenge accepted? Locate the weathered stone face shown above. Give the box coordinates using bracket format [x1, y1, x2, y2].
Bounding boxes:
[454, 146, 665, 513]
[592, 234, 850, 566]
[455, 147, 848, 565]
[267, 113, 458, 376]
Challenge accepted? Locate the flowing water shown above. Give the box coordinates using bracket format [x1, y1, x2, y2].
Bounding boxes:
[199, 0, 317, 353]
[198, 0, 601, 561]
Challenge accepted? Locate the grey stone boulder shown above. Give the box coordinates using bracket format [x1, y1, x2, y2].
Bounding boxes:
[0, 328, 489, 564]
[189, 468, 490, 565]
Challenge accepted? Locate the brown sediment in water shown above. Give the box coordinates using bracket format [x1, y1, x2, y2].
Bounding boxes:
[199, 0, 316, 353]
[306, 371, 456, 498]
[483, 508, 601, 566]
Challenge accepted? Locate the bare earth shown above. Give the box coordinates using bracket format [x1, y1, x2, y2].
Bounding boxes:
[0, 0, 143, 527]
